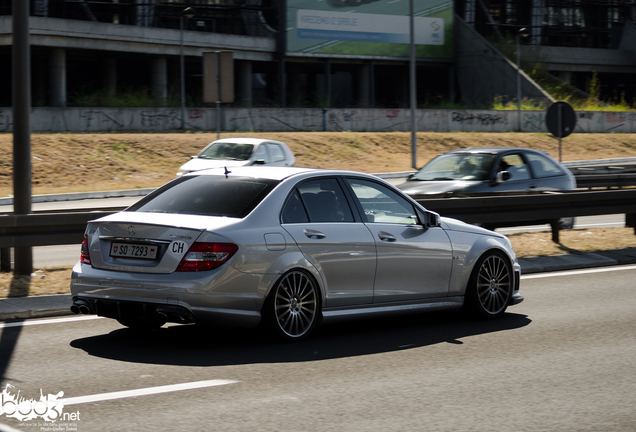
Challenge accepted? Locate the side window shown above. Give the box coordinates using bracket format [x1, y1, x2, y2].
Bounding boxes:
[267, 143, 287, 163]
[296, 179, 354, 223]
[251, 145, 269, 163]
[526, 153, 565, 178]
[282, 190, 309, 223]
[499, 153, 531, 181]
[346, 178, 418, 225]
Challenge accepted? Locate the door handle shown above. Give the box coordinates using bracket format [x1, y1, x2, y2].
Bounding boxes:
[304, 229, 325, 239]
[378, 231, 396, 242]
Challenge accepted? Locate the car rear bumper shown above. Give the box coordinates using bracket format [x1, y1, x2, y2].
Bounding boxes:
[70, 263, 268, 328]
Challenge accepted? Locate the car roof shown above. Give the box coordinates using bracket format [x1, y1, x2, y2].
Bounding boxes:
[444, 147, 548, 155]
[184, 166, 315, 181]
[212, 138, 286, 146]
[183, 166, 381, 182]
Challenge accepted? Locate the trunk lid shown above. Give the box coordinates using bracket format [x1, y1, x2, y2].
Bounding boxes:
[84, 212, 237, 274]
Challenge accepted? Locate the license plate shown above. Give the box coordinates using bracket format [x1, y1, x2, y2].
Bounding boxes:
[110, 243, 158, 260]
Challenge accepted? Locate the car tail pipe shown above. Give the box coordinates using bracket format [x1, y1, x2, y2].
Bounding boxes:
[70, 299, 94, 315]
[155, 306, 194, 324]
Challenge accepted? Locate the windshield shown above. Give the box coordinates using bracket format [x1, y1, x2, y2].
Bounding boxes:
[198, 142, 255, 161]
[412, 153, 496, 181]
[126, 175, 279, 218]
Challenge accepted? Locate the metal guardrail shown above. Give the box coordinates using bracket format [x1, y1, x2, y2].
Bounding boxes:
[575, 174, 636, 189]
[0, 211, 115, 249]
[415, 189, 636, 242]
[0, 191, 634, 251]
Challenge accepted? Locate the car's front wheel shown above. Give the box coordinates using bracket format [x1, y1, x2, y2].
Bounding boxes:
[262, 270, 320, 341]
[463, 250, 513, 319]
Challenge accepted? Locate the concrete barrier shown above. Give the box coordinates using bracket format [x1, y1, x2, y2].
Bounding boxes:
[1, 107, 635, 133]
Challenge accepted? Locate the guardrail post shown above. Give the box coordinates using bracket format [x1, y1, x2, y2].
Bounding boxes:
[550, 219, 560, 243]
[0, 248, 10, 272]
[627, 213, 636, 235]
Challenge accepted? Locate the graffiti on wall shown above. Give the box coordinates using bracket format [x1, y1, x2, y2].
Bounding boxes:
[3, 107, 635, 133]
[81, 110, 124, 130]
[451, 111, 508, 126]
[522, 112, 545, 131]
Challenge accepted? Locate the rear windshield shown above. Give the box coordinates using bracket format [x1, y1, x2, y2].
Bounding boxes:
[126, 175, 279, 218]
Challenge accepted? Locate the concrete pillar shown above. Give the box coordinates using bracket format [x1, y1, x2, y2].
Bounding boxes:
[449, 65, 455, 103]
[531, 0, 544, 45]
[369, 61, 375, 108]
[464, 0, 476, 26]
[399, 65, 409, 107]
[33, 57, 46, 106]
[239, 60, 253, 107]
[151, 57, 168, 105]
[104, 58, 117, 97]
[358, 63, 370, 107]
[288, 63, 301, 107]
[324, 59, 331, 108]
[49, 47, 66, 107]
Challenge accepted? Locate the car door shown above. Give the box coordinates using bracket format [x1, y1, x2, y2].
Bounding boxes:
[492, 152, 535, 192]
[266, 142, 291, 166]
[525, 151, 574, 191]
[344, 177, 453, 303]
[250, 144, 270, 165]
[281, 177, 376, 307]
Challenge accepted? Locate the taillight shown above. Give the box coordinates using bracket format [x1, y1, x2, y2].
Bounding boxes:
[80, 234, 91, 265]
[175, 243, 238, 272]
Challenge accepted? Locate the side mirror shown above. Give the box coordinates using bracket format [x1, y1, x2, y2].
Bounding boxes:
[251, 159, 266, 165]
[407, 174, 415, 181]
[417, 209, 441, 228]
[190, 155, 197, 160]
[495, 171, 511, 184]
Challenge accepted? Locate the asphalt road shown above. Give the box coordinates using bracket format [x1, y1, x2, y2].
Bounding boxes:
[1, 265, 635, 431]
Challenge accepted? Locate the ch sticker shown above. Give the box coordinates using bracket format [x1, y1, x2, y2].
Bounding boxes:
[171, 241, 186, 254]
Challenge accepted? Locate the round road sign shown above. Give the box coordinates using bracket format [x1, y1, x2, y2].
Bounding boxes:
[546, 101, 576, 138]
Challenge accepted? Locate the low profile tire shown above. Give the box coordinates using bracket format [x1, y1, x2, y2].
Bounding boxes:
[262, 270, 321, 342]
[463, 250, 513, 319]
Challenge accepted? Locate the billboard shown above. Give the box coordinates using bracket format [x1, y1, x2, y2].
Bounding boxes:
[286, 0, 453, 59]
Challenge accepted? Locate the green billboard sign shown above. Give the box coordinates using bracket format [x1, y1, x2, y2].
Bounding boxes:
[286, 0, 454, 59]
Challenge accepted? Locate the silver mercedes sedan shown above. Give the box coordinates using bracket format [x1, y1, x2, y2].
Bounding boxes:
[70, 167, 523, 341]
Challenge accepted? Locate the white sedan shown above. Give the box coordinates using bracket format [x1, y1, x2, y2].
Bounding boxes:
[176, 138, 295, 176]
[71, 167, 523, 341]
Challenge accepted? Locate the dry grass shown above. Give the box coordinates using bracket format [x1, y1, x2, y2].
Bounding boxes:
[2, 131, 636, 196]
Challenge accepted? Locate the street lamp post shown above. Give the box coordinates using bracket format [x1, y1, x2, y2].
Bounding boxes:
[516, 27, 526, 132]
[409, 0, 417, 169]
[180, 7, 195, 129]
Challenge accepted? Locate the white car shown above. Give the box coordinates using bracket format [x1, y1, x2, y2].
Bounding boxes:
[176, 138, 295, 176]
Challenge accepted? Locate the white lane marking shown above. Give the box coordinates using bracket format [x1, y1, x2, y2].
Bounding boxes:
[521, 265, 636, 280]
[498, 222, 624, 233]
[574, 222, 624, 228]
[61, 380, 238, 406]
[0, 315, 103, 329]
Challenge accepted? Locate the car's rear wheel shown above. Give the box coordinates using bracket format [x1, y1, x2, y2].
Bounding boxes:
[263, 270, 320, 341]
[463, 250, 512, 319]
